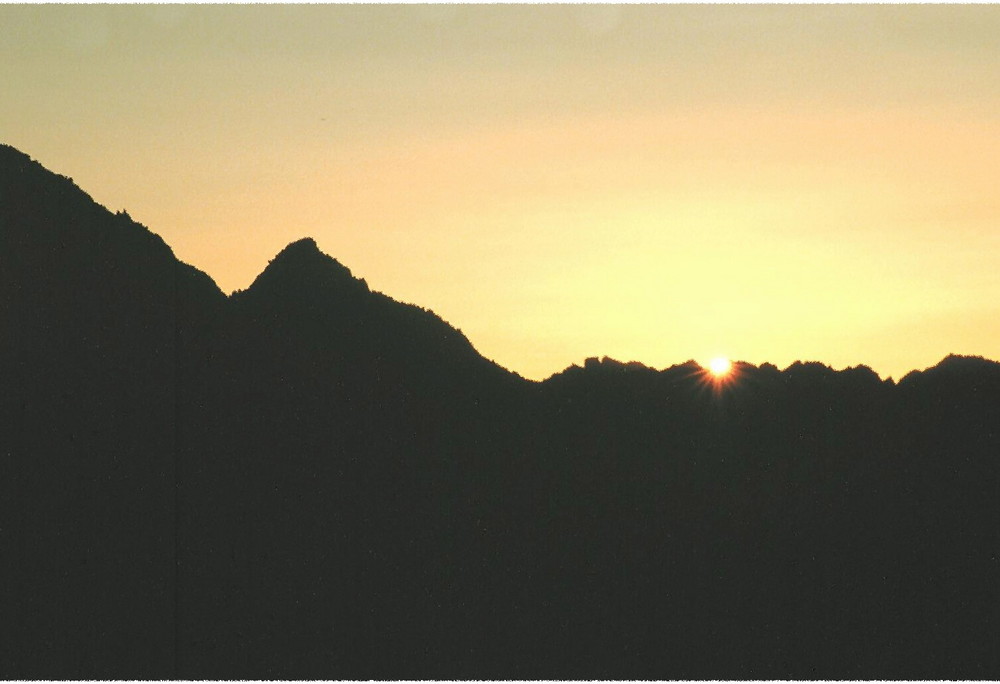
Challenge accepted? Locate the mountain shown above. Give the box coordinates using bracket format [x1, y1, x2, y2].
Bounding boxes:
[0, 143, 226, 676]
[2, 144, 999, 679]
[228, 233, 520, 416]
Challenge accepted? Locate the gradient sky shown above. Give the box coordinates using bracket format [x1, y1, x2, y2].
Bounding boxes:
[4, 5, 1000, 380]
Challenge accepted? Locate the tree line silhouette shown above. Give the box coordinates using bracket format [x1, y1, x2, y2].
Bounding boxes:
[2, 143, 998, 678]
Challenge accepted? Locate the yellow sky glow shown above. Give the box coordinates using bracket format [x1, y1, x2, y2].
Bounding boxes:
[3, 5, 1000, 380]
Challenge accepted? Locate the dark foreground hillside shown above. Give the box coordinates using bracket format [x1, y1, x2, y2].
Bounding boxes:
[2, 144, 998, 679]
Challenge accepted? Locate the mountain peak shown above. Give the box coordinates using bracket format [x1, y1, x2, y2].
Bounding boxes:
[268, 237, 346, 272]
[240, 237, 369, 302]
[275, 236, 321, 258]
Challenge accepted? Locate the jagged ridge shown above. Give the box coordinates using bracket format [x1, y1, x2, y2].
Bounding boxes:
[3, 143, 1000, 681]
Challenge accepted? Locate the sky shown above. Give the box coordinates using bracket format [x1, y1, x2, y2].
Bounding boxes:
[4, 5, 1000, 381]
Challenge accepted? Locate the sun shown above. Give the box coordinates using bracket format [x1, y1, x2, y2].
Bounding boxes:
[708, 357, 732, 378]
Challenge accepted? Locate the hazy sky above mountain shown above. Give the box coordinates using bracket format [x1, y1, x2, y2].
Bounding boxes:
[4, 5, 1000, 380]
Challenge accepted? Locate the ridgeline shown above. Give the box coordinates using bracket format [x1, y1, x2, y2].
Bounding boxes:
[2, 144, 998, 679]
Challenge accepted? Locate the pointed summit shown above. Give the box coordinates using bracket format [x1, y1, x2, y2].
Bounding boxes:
[272, 236, 323, 262]
[230, 237, 517, 392]
[242, 237, 369, 302]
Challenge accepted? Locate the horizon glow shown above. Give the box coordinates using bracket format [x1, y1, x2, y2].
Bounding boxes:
[3, 5, 1000, 381]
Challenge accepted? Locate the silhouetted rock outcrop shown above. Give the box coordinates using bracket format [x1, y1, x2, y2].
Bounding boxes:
[2, 144, 999, 679]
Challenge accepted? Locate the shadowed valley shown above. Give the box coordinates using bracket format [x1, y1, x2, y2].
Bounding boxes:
[2, 144, 998, 679]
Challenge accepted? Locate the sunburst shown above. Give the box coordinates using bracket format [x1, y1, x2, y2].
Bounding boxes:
[708, 357, 732, 378]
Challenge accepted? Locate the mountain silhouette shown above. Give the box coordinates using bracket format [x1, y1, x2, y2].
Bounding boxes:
[2, 143, 999, 679]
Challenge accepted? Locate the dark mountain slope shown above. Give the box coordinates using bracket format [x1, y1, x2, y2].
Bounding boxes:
[182, 238, 532, 677]
[0, 144, 226, 677]
[2, 143, 1000, 679]
[229, 234, 520, 415]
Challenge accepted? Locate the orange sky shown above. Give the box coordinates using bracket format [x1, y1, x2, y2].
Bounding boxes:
[4, 5, 1000, 380]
